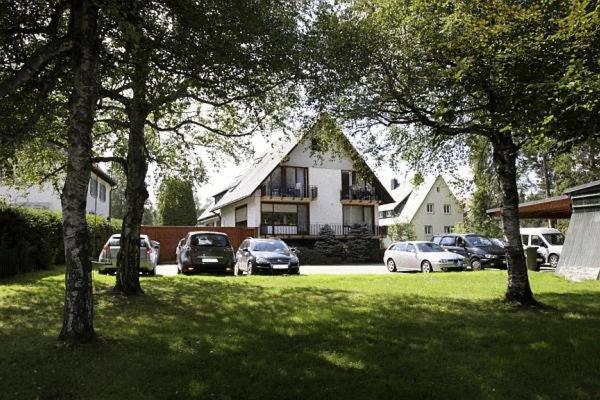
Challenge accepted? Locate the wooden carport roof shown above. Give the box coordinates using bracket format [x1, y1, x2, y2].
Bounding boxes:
[486, 195, 572, 219]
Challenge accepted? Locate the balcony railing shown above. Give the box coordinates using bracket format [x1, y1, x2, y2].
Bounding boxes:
[261, 185, 318, 199]
[340, 188, 379, 201]
[259, 223, 384, 237]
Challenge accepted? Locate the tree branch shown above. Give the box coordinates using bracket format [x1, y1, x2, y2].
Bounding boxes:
[91, 156, 128, 168]
[0, 37, 72, 98]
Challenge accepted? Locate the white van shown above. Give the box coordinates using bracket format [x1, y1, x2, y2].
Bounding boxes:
[520, 227, 565, 268]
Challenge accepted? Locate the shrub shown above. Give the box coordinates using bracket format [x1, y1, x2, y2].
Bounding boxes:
[295, 246, 344, 265]
[314, 224, 345, 258]
[346, 224, 379, 263]
[0, 205, 62, 277]
[387, 222, 417, 241]
[0, 203, 122, 277]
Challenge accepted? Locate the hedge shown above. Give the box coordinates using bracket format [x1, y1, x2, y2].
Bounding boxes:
[0, 204, 122, 278]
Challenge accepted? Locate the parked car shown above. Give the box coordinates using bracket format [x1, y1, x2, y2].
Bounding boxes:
[176, 231, 235, 274]
[384, 241, 465, 273]
[520, 227, 564, 268]
[234, 238, 300, 275]
[150, 240, 160, 263]
[97, 234, 157, 275]
[431, 233, 507, 270]
[490, 238, 507, 248]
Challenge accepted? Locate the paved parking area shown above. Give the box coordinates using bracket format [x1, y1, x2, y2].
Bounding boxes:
[156, 263, 555, 276]
[156, 263, 389, 276]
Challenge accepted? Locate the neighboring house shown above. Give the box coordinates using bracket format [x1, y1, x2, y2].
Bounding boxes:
[378, 175, 464, 241]
[0, 164, 116, 218]
[197, 134, 394, 239]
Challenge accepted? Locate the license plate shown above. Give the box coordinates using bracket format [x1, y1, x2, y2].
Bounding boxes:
[273, 264, 289, 269]
[202, 258, 219, 263]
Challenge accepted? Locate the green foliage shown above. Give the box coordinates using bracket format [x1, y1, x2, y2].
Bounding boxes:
[0, 204, 62, 276]
[157, 178, 197, 226]
[0, 203, 121, 277]
[346, 224, 378, 263]
[387, 222, 417, 242]
[295, 246, 344, 265]
[314, 225, 345, 259]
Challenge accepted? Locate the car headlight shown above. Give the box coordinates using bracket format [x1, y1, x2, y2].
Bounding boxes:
[290, 256, 299, 264]
[255, 257, 269, 264]
[438, 259, 453, 263]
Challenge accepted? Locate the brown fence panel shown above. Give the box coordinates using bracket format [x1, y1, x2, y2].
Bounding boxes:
[140, 226, 258, 263]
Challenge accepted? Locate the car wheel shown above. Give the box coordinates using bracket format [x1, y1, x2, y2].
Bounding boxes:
[421, 260, 433, 273]
[148, 268, 156, 276]
[386, 258, 397, 272]
[548, 254, 559, 268]
[247, 261, 254, 276]
[470, 258, 483, 271]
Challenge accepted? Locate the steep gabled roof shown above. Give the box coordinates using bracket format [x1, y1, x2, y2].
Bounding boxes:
[380, 176, 443, 223]
[209, 133, 393, 211]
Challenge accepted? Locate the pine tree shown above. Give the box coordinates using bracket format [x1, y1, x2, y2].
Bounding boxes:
[157, 178, 197, 226]
[314, 224, 344, 257]
[346, 224, 375, 263]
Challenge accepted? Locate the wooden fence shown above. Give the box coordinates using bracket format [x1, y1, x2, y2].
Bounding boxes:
[140, 226, 258, 263]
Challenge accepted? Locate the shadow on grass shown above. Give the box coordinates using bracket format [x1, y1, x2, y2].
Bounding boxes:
[0, 269, 599, 400]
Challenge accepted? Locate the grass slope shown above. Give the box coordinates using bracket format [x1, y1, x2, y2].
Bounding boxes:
[1, 269, 599, 400]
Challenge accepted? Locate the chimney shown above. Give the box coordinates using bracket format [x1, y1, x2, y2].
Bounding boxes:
[390, 178, 399, 190]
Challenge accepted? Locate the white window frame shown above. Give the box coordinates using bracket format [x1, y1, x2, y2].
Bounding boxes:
[99, 183, 107, 202]
[444, 225, 453, 233]
[89, 177, 98, 198]
[443, 204, 451, 214]
[426, 203, 434, 214]
[424, 225, 433, 235]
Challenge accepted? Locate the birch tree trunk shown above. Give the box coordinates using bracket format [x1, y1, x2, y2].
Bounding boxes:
[58, 0, 99, 342]
[114, 31, 149, 295]
[491, 134, 536, 306]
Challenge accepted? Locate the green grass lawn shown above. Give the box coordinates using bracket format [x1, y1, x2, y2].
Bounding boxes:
[1, 269, 599, 400]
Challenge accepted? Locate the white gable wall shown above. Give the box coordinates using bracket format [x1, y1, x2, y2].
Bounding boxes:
[220, 190, 261, 227]
[0, 171, 113, 218]
[282, 139, 354, 170]
[410, 177, 463, 240]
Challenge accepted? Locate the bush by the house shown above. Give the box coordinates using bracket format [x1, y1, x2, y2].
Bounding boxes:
[295, 246, 344, 265]
[314, 224, 345, 258]
[387, 222, 417, 241]
[0, 204, 122, 277]
[346, 224, 379, 263]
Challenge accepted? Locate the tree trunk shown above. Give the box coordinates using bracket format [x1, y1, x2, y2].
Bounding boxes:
[113, 33, 150, 295]
[491, 134, 537, 306]
[58, 0, 99, 342]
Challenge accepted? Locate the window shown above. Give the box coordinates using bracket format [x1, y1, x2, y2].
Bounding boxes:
[235, 205, 247, 227]
[436, 187, 440, 192]
[261, 203, 308, 231]
[426, 203, 434, 214]
[343, 205, 374, 227]
[440, 236, 456, 246]
[443, 204, 451, 214]
[531, 235, 542, 247]
[444, 225, 453, 233]
[406, 243, 417, 253]
[521, 235, 529, 245]
[99, 183, 107, 202]
[379, 211, 384, 219]
[424, 225, 433, 236]
[89, 177, 98, 198]
[190, 234, 230, 247]
[431, 236, 442, 244]
[393, 243, 407, 252]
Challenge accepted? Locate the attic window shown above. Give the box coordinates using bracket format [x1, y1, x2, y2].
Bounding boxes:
[436, 187, 440, 192]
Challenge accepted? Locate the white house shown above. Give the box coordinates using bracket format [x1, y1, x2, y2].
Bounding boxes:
[0, 164, 116, 218]
[378, 175, 464, 241]
[197, 134, 394, 238]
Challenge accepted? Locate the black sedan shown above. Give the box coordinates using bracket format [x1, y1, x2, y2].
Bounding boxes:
[234, 238, 300, 275]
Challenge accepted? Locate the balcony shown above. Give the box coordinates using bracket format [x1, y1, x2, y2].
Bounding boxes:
[259, 223, 385, 238]
[261, 185, 318, 201]
[340, 188, 379, 203]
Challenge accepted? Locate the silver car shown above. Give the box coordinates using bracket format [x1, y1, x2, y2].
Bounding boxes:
[97, 234, 158, 275]
[384, 241, 465, 273]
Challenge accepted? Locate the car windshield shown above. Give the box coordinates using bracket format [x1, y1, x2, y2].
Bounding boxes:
[252, 240, 288, 252]
[109, 237, 148, 247]
[191, 234, 229, 247]
[543, 233, 565, 245]
[416, 242, 445, 252]
[465, 235, 493, 247]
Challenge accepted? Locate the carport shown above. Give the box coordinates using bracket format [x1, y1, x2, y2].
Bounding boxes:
[487, 180, 600, 281]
